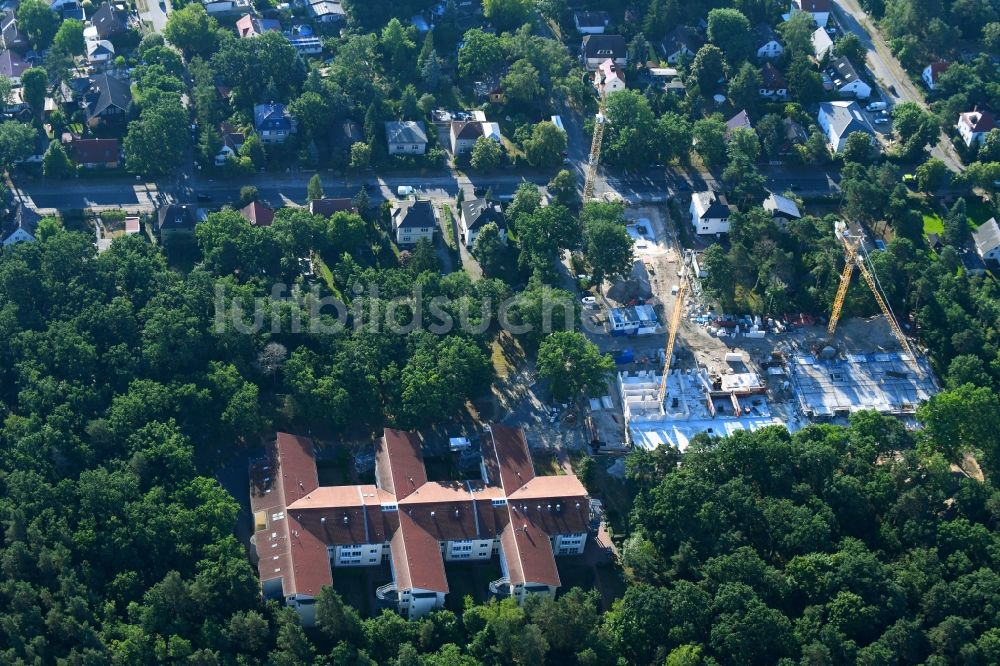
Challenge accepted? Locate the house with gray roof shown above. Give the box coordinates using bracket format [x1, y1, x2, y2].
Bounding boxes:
[385, 120, 428, 155]
[84, 73, 132, 126]
[690, 191, 733, 235]
[254, 103, 295, 143]
[973, 217, 1000, 267]
[0, 49, 28, 84]
[392, 199, 436, 245]
[460, 198, 506, 247]
[1, 204, 40, 246]
[825, 56, 871, 99]
[817, 101, 875, 152]
[754, 24, 783, 59]
[763, 192, 801, 226]
[90, 2, 128, 40]
[659, 26, 702, 65]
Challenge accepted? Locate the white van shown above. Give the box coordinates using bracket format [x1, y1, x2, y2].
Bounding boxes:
[866, 102, 887, 112]
[396, 185, 414, 197]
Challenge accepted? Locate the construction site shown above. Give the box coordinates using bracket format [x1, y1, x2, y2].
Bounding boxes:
[578, 99, 940, 452]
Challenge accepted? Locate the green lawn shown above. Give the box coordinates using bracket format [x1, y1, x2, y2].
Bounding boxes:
[922, 212, 944, 235]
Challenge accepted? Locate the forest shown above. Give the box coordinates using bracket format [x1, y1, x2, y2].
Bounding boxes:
[1, 226, 999, 664]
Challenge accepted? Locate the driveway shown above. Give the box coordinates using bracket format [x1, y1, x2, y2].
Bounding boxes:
[833, 0, 965, 172]
[137, 0, 170, 33]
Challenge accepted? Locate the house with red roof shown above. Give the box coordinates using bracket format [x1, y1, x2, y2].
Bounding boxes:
[958, 109, 996, 147]
[240, 200, 274, 227]
[249, 425, 590, 624]
[922, 61, 951, 91]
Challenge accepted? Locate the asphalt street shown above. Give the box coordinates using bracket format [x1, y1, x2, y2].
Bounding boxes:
[833, 0, 965, 172]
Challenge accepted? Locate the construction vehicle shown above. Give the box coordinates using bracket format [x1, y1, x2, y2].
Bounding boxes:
[827, 221, 914, 358]
[657, 264, 687, 410]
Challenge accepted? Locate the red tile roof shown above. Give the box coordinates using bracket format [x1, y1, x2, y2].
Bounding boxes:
[70, 138, 120, 165]
[376, 429, 428, 500]
[252, 426, 588, 601]
[308, 198, 357, 217]
[240, 200, 274, 227]
[392, 511, 449, 592]
[500, 519, 560, 587]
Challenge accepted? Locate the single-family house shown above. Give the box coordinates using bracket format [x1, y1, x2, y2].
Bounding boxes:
[392, 199, 436, 245]
[783, 117, 808, 151]
[69, 137, 120, 168]
[49, 0, 81, 14]
[973, 217, 1000, 266]
[725, 110, 752, 139]
[309, 198, 356, 216]
[817, 100, 876, 152]
[450, 120, 501, 154]
[922, 62, 951, 91]
[594, 59, 626, 95]
[763, 192, 801, 226]
[235, 14, 281, 37]
[754, 24, 783, 59]
[961, 250, 988, 275]
[811, 27, 833, 60]
[574, 10, 609, 34]
[203, 0, 253, 16]
[659, 26, 702, 65]
[825, 57, 871, 99]
[157, 203, 199, 238]
[1, 11, 27, 52]
[84, 73, 132, 126]
[581, 34, 627, 71]
[760, 63, 787, 99]
[253, 103, 295, 143]
[90, 2, 127, 40]
[308, 0, 345, 23]
[289, 36, 322, 55]
[250, 425, 589, 625]
[1, 204, 40, 246]
[86, 39, 114, 64]
[385, 120, 428, 155]
[0, 49, 28, 84]
[957, 109, 996, 146]
[690, 191, 733, 235]
[215, 122, 244, 165]
[240, 200, 275, 227]
[789, 0, 830, 27]
[460, 198, 506, 247]
[926, 232, 944, 254]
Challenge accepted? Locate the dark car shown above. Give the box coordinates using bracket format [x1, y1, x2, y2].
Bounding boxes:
[196, 192, 212, 202]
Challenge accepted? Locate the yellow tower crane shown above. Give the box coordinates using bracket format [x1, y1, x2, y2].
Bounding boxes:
[657, 265, 688, 409]
[827, 222, 914, 358]
[582, 97, 606, 202]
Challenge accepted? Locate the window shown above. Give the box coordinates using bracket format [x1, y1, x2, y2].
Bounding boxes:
[492, 498, 507, 507]
[381, 503, 398, 512]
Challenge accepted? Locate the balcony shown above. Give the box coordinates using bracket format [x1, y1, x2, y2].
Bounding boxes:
[375, 583, 398, 601]
[488, 577, 511, 595]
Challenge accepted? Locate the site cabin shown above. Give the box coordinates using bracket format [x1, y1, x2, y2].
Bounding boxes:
[250, 426, 590, 625]
[609, 304, 659, 335]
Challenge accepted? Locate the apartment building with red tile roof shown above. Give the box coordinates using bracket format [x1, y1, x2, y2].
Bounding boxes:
[249, 425, 590, 624]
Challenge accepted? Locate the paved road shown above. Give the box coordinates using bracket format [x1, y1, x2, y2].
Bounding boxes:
[833, 0, 965, 172]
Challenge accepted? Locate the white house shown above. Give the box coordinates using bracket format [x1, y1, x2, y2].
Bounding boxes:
[581, 34, 627, 71]
[594, 59, 626, 95]
[818, 101, 876, 152]
[957, 110, 996, 146]
[788, 0, 830, 27]
[973, 217, 1000, 266]
[659, 26, 702, 65]
[1, 204, 40, 246]
[450, 120, 500, 155]
[573, 10, 608, 34]
[760, 63, 788, 100]
[460, 198, 506, 247]
[392, 199, 436, 245]
[690, 191, 733, 235]
[385, 121, 428, 155]
[811, 27, 833, 60]
[86, 39, 114, 64]
[754, 24, 783, 59]
[826, 57, 871, 99]
[922, 62, 951, 91]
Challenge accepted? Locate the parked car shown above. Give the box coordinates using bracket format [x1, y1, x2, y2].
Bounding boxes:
[866, 102, 887, 112]
[396, 185, 414, 196]
[581, 296, 597, 308]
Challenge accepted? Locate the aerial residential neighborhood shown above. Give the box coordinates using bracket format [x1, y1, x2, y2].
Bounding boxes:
[1, 0, 1000, 664]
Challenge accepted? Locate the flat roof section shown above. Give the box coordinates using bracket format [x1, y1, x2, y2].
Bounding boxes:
[789, 353, 938, 417]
